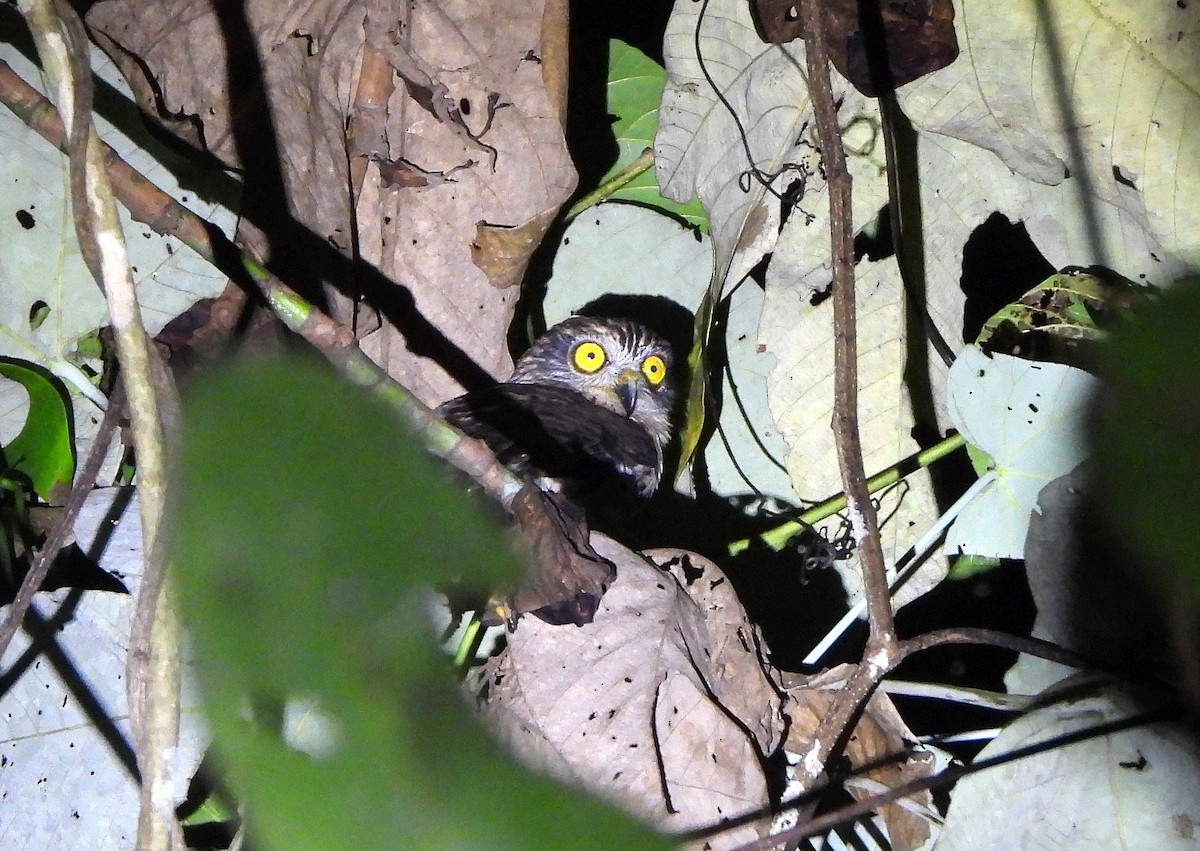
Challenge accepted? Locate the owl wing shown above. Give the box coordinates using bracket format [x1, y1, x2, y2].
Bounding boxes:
[438, 383, 662, 498]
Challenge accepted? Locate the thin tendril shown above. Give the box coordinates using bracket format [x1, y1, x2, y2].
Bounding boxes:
[712, 406, 767, 498]
[722, 357, 789, 474]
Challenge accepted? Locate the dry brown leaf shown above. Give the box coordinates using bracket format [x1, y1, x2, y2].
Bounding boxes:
[482, 536, 786, 846]
[783, 666, 938, 851]
[645, 548, 786, 757]
[509, 485, 614, 626]
[471, 208, 559, 287]
[88, 0, 576, 405]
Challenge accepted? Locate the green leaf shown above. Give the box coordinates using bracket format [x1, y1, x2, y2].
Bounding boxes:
[174, 354, 666, 851]
[947, 554, 1002, 580]
[0, 356, 75, 500]
[1094, 278, 1200, 608]
[942, 347, 1099, 560]
[604, 41, 707, 230]
[965, 442, 992, 478]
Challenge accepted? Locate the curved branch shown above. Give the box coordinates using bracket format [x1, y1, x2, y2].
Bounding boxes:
[17, 2, 179, 849]
[899, 626, 1093, 671]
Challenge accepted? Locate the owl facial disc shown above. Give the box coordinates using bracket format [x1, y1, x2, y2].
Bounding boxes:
[441, 315, 677, 500]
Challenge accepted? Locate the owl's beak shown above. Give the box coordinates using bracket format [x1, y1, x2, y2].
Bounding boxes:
[615, 369, 640, 417]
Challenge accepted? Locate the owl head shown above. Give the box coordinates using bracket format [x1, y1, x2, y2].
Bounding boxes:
[509, 316, 676, 450]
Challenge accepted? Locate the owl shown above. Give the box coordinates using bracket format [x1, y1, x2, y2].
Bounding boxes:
[438, 316, 676, 499]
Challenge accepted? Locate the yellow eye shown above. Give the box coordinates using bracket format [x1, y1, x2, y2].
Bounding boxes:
[641, 354, 666, 386]
[571, 341, 607, 374]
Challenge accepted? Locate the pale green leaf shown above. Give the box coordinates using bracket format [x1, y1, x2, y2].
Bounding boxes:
[943, 347, 1099, 559]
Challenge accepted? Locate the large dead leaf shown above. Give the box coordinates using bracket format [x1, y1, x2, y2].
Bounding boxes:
[481, 538, 785, 845]
[87, 0, 577, 404]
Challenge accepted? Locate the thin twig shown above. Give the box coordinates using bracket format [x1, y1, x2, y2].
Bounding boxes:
[799, 0, 893, 650]
[727, 710, 1166, 850]
[728, 432, 966, 555]
[879, 679, 1034, 712]
[898, 627, 1093, 671]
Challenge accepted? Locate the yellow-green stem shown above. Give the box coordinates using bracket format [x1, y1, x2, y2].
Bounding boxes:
[730, 432, 967, 555]
[564, 148, 655, 221]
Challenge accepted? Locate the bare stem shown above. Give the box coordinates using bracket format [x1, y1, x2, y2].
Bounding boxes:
[565, 148, 655, 220]
[793, 0, 899, 787]
[728, 432, 966, 555]
[16, 3, 179, 848]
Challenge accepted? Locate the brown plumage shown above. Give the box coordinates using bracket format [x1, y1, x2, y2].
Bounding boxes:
[438, 316, 676, 498]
